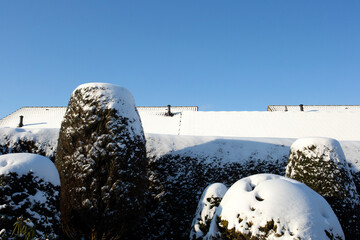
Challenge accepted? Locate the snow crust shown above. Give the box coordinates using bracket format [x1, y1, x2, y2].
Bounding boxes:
[0, 153, 60, 185]
[206, 174, 344, 239]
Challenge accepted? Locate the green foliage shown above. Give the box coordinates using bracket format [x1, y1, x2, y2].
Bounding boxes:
[216, 217, 287, 240]
[0, 216, 57, 240]
[0, 172, 60, 238]
[12, 217, 37, 240]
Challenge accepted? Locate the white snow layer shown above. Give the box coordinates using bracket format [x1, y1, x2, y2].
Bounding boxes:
[178, 111, 360, 140]
[191, 183, 228, 239]
[73, 82, 143, 136]
[290, 137, 345, 157]
[0, 153, 60, 185]
[206, 174, 344, 240]
[2, 106, 360, 141]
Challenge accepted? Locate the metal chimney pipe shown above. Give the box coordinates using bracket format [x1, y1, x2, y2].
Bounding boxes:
[165, 105, 174, 117]
[299, 104, 304, 112]
[18, 115, 24, 127]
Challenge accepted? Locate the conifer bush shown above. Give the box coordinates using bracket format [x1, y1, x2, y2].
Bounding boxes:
[55, 83, 147, 239]
[286, 137, 360, 239]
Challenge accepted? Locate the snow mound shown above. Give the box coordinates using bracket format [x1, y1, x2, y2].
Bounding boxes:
[0, 153, 60, 185]
[206, 174, 344, 240]
[190, 183, 228, 239]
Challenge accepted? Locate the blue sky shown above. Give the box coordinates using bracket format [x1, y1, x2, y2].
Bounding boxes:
[1, 1, 359, 119]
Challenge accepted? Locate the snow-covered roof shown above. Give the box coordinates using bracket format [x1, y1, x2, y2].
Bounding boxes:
[1, 106, 360, 141]
[0, 106, 198, 129]
[267, 105, 360, 112]
[0, 107, 67, 129]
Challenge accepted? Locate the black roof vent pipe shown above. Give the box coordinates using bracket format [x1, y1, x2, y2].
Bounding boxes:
[165, 105, 174, 117]
[18, 115, 24, 127]
[299, 104, 304, 112]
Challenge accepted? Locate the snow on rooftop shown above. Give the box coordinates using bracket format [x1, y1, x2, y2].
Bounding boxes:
[2, 107, 360, 141]
[179, 110, 360, 141]
[1, 105, 360, 166]
[267, 105, 360, 112]
[0, 107, 66, 129]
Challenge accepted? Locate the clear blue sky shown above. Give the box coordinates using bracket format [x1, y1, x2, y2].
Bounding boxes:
[1, 1, 359, 119]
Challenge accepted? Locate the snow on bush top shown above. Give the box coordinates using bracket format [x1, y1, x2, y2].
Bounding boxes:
[206, 174, 344, 240]
[289, 137, 345, 159]
[190, 183, 228, 239]
[0, 153, 60, 185]
[72, 82, 142, 135]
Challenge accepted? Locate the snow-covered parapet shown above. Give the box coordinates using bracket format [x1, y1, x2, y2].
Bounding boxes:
[286, 137, 360, 239]
[190, 183, 228, 239]
[0, 153, 60, 237]
[56, 83, 148, 239]
[204, 174, 344, 240]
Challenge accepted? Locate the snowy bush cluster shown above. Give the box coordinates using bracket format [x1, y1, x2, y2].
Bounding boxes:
[145, 153, 287, 239]
[0, 153, 60, 238]
[191, 174, 344, 240]
[1, 83, 360, 239]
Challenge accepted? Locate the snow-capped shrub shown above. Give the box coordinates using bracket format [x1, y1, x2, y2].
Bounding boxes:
[190, 183, 228, 240]
[0, 153, 60, 238]
[55, 83, 147, 240]
[286, 137, 360, 239]
[204, 174, 344, 240]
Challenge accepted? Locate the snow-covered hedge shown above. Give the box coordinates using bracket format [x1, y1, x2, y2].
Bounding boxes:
[146, 150, 288, 239]
[203, 174, 344, 240]
[286, 137, 360, 239]
[55, 83, 148, 239]
[0, 153, 60, 237]
[0, 128, 58, 161]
